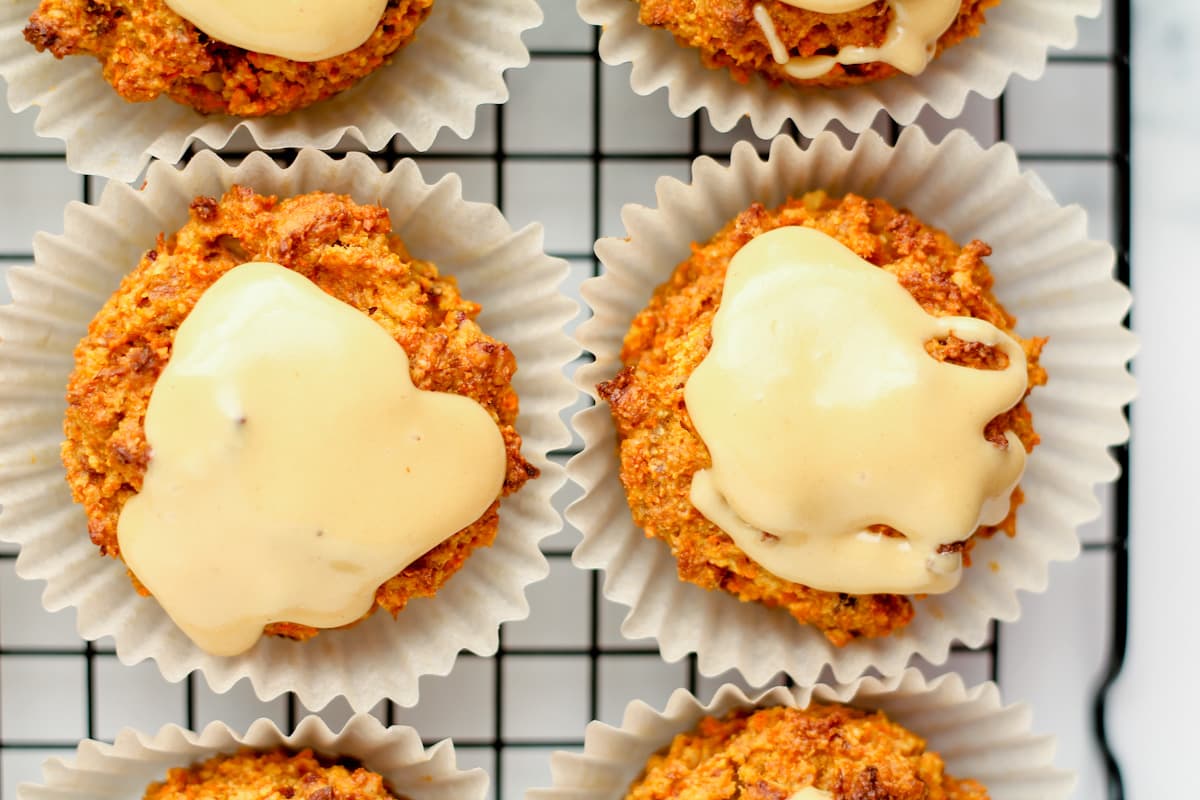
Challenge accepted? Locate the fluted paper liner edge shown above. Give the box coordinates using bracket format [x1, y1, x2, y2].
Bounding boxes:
[0, 148, 579, 711]
[567, 128, 1136, 686]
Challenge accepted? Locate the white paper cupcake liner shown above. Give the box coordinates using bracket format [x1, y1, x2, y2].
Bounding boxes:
[578, 0, 1100, 138]
[19, 713, 487, 800]
[0, 0, 539, 181]
[0, 147, 579, 711]
[567, 127, 1136, 686]
[528, 668, 1075, 800]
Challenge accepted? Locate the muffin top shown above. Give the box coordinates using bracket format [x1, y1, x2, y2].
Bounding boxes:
[626, 704, 988, 800]
[635, 0, 999, 88]
[62, 186, 537, 645]
[24, 0, 434, 115]
[599, 191, 1045, 645]
[144, 748, 407, 800]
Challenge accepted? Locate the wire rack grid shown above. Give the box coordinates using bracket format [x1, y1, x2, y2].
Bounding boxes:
[0, 2, 1130, 799]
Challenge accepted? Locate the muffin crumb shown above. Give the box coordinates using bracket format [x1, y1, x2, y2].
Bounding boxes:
[625, 704, 989, 800]
[24, 0, 434, 115]
[635, 0, 1000, 89]
[144, 748, 409, 800]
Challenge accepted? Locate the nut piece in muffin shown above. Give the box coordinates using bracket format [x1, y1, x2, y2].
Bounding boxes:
[625, 704, 988, 800]
[23, 0, 434, 115]
[62, 185, 538, 644]
[144, 748, 408, 800]
[598, 192, 1045, 645]
[635, 0, 1000, 89]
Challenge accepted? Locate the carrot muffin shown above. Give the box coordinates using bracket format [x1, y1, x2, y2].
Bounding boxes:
[23, 0, 434, 115]
[634, 0, 1000, 89]
[62, 185, 537, 646]
[598, 192, 1045, 645]
[145, 748, 408, 800]
[626, 704, 988, 799]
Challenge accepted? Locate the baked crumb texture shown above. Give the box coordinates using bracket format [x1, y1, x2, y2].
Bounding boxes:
[24, 0, 434, 115]
[598, 192, 1045, 645]
[635, 0, 1000, 89]
[625, 704, 989, 800]
[144, 748, 408, 800]
[63, 186, 537, 642]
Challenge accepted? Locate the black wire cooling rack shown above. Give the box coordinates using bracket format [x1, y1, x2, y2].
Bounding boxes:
[0, 2, 1132, 798]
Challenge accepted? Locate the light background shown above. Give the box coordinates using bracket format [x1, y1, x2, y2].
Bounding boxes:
[0, 2, 1129, 799]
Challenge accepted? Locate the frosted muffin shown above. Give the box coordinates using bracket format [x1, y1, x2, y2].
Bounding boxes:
[598, 191, 1045, 645]
[530, 672, 1076, 799]
[626, 704, 988, 799]
[0, 1, 539, 181]
[62, 184, 537, 654]
[579, 1, 1099, 139]
[633, 0, 1000, 89]
[145, 748, 409, 800]
[0, 148, 573, 709]
[23, 0, 434, 115]
[572, 129, 1131, 686]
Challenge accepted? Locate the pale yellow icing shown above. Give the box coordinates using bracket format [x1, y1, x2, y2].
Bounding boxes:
[164, 0, 388, 61]
[685, 227, 1028, 596]
[779, 0, 873, 10]
[787, 788, 835, 800]
[754, 0, 962, 79]
[754, 4, 791, 64]
[118, 262, 508, 656]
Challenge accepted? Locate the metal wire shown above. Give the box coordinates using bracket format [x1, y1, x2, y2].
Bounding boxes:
[0, 5, 1132, 796]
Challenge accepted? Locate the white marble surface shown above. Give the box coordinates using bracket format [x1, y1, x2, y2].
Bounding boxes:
[1109, 1, 1200, 795]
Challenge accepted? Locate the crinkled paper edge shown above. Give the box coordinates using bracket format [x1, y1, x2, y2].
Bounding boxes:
[0, 148, 579, 711]
[567, 127, 1137, 686]
[577, 0, 1101, 137]
[528, 669, 1076, 800]
[0, 0, 540, 180]
[19, 713, 487, 800]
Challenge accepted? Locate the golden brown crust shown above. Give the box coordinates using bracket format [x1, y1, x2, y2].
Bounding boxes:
[625, 704, 989, 800]
[24, 0, 433, 116]
[598, 192, 1045, 645]
[635, 0, 1001, 89]
[62, 186, 537, 642]
[143, 748, 408, 800]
